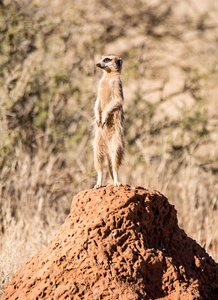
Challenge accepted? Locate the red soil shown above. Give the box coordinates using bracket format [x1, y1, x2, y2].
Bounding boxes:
[1, 185, 218, 299]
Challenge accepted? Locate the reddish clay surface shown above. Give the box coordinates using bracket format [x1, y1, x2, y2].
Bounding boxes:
[1, 185, 218, 299]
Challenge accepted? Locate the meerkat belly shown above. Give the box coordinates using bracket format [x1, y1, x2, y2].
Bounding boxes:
[104, 111, 122, 142]
[105, 111, 115, 128]
[107, 110, 123, 128]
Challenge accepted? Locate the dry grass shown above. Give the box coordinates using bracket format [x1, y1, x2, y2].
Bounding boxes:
[0, 0, 218, 296]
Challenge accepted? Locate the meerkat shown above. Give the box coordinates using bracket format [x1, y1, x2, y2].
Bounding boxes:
[93, 55, 125, 189]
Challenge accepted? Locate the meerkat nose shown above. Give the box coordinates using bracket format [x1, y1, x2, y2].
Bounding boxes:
[96, 62, 101, 67]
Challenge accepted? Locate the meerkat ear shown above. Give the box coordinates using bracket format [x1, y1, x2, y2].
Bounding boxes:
[116, 58, 123, 67]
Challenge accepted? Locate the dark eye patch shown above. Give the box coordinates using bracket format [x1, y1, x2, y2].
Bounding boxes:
[103, 58, 112, 62]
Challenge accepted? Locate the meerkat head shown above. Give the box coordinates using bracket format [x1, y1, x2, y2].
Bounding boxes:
[96, 55, 123, 73]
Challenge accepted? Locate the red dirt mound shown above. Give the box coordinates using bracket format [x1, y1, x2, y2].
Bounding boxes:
[1, 185, 218, 300]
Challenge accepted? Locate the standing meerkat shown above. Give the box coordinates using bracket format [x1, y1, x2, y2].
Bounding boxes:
[93, 55, 125, 188]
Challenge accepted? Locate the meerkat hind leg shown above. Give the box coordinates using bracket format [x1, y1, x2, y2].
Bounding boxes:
[94, 170, 103, 189]
[111, 149, 122, 187]
[107, 154, 114, 182]
[113, 169, 122, 187]
[94, 147, 104, 189]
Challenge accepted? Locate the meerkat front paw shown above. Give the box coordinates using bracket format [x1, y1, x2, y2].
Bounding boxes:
[96, 120, 101, 127]
[101, 114, 107, 129]
[101, 117, 106, 128]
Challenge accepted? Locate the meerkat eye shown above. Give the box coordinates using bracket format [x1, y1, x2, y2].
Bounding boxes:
[103, 58, 112, 62]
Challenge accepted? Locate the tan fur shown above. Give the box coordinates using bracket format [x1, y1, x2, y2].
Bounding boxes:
[93, 55, 125, 188]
